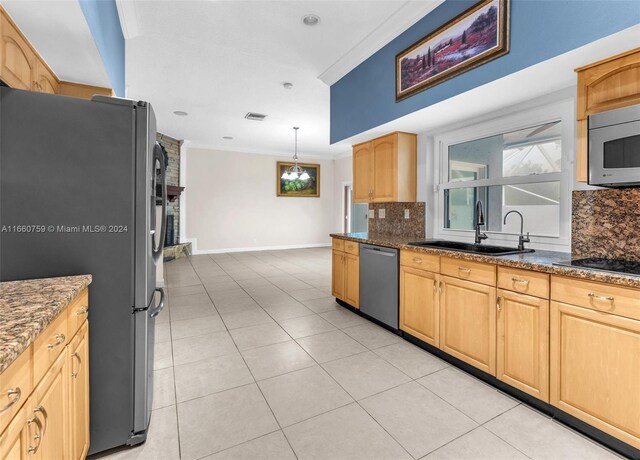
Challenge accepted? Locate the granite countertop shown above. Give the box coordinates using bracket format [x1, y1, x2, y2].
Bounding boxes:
[330, 232, 640, 289]
[0, 275, 92, 373]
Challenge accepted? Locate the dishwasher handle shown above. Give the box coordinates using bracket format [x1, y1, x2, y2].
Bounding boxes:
[361, 245, 397, 257]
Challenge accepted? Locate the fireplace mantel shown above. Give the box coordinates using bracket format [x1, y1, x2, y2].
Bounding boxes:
[167, 185, 184, 202]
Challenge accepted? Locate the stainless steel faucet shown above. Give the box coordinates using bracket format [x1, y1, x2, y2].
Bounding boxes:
[474, 201, 488, 244]
[503, 210, 530, 250]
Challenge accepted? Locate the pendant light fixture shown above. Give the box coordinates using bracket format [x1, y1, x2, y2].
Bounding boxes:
[281, 127, 310, 181]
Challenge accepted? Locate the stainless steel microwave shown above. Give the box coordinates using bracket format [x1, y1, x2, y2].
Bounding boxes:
[588, 104, 640, 187]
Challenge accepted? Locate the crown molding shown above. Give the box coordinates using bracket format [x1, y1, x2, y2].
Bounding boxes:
[115, 0, 140, 39]
[318, 0, 444, 86]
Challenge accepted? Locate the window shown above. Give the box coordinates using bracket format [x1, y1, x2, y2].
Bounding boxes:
[434, 101, 573, 250]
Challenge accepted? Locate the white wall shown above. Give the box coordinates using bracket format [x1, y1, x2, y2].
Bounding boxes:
[184, 147, 334, 253]
[332, 156, 352, 233]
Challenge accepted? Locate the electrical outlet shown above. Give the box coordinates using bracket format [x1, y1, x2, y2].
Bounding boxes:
[404, 209, 410, 219]
[368, 209, 375, 219]
[379, 209, 386, 219]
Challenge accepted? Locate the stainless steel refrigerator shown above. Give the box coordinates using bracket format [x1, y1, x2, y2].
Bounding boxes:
[0, 87, 167, 454]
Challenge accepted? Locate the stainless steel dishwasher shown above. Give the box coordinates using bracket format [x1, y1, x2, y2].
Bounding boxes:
[359, 244, 399, 329]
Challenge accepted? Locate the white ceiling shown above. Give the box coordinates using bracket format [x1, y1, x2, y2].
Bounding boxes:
[1, 0, 111, 87]
[120, 0, 442, 157]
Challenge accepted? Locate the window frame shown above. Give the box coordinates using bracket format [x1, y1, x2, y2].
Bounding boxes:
[432, 100, 574, 251]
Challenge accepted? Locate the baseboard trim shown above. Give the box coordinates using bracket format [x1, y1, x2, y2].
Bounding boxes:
[190, 242, 331, 255]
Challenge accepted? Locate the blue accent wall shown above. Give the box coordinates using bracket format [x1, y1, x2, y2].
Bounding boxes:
[330, 0, 640, 143]
[79, 0, 125, 96]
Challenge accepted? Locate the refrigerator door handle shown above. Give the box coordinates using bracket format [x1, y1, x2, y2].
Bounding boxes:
[149, 288, 165, 318]
[152, 143, 167, 261]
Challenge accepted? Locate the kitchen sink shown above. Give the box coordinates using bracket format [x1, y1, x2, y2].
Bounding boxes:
[408, 240, 534, 256]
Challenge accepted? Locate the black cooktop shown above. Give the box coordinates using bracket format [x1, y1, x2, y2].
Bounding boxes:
[554, 257, 640, 276]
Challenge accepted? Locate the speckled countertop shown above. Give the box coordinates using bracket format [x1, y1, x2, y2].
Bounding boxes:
[0, 275, 92, 374]
[331, 232, 640, 289]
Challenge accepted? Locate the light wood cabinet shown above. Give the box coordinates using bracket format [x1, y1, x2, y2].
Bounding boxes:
[496, 289, 549, 402]
[331, 239, 359, 309]
[400, 266, 439, 347]
[575, 48, 640, 182]
[0, 6, 112, 99]
[352, 132, 416, 203]
[0, 288, 90, 460]
[439, 275, 496, 375]
[0, 400, 32, 460]
[344, 253, 360, 308]
[31, 351, 68, 460]
[353, 143, 374, 203]
[34, 60, 58, 94]
[0, 12, 35, 90]
[550, 300, 640, 449]
[332, 250, 346, 300]
[68, 322, 89, 460]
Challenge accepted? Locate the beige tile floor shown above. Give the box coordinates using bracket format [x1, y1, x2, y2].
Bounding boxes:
[95, 248, 620, 460]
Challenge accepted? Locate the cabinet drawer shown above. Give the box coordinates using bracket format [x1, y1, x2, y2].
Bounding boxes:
[498, 267, 549, 298]
[332, 238, 345, 252]
[400, 250, 439, 272]
[0, 346, 32, 434]
[441, 257, 496, 286]
[344, 241, 359, 256]
[551, 276, 640, 321]
[33, 311, 68, 384]
[67, 288, 89, 339]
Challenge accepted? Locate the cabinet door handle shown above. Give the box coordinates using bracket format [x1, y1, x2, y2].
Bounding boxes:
[497, 296, 502, 312]
[27, 414, 43, 454]
[76, 306, 88, 316]
[413, 257, 422, 264]
[34, 405, 48, 438]
[588, 293, 614, 303]
[47, 333, 65, 349]
[71, 352, 81, 378]
[0, 387, 21, 413]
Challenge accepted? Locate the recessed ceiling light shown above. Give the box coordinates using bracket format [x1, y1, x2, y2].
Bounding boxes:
[302, 14, 320, 26]
[222, 136, 233, 140]
[173, 110, 188, 116]
[283, 82, 293, 90]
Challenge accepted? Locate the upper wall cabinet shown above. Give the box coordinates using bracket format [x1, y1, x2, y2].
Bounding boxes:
[0, 12, 35, 90]
[575, 48, 640, 182]
[353, 132, 417, 203]
[34, 59, 59, 94]
[0, 6, 112, 99]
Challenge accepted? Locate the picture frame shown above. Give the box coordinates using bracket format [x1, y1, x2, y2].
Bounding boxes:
[396, 0, 510, 101]
[276, 162, 320, 197]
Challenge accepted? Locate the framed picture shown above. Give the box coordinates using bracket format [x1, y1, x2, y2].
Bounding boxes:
[396, 0, 510, 101]
[277, 162, 320, 197]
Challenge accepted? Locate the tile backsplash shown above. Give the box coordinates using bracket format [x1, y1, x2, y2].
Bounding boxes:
[572, 188, 640, 261]
[368, 202, 425, 239]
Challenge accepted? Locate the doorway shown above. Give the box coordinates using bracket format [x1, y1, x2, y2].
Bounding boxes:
[343, 184, 368, 233]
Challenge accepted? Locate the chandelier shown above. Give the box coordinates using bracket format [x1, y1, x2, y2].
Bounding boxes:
[281, 127, 310, 181]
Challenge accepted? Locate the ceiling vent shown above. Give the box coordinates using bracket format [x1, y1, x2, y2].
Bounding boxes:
[245, 112, 267, 121]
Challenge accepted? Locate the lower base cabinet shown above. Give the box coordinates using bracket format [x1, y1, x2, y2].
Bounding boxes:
[331, 250, 345, 300]
[497, 289, 549, 402]
[439, 275, 496, 376]
[550, 300, 640, 449]
[332, 243, 359, 309]
[0, 403, 30, 459]
[0, 290, 90, 460]
[32, 351, 68, 460]
[344, 253, 360, 308]
[400, 266, 439, 347]
[69, 322, 90, 460]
